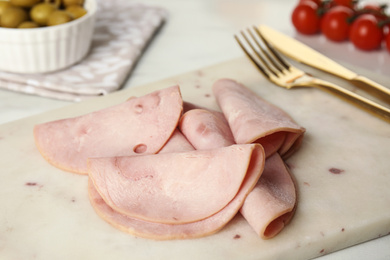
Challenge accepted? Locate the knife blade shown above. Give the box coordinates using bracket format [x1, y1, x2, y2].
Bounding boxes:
[258, 25, 390, 103]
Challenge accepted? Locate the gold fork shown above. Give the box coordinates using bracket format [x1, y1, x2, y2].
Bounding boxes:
[235, 26, 390, 122]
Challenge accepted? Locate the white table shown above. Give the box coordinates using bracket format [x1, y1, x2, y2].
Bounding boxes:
[0, 0, 389, 259]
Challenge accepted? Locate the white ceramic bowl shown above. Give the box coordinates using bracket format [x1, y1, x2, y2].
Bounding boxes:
[0, 0, 97, 74]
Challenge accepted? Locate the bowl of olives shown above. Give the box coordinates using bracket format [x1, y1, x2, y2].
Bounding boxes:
[0, 0, 97, 73]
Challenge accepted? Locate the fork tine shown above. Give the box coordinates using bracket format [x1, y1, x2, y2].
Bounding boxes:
[241, 29, 280, 77]
[235, 26, 292, 82]
[247, 27, 285, 73]
[235, 28, 285, 79]
[253, 26, 291, 71]
[235, 26, 390, 122]
[234, 32, 271, 79]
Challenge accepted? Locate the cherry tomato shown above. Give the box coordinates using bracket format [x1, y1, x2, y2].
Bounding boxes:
[299, 0, 322, 5]
[362, 3, 388, 21]
[349, 14, 384, 50]
[292, 1, 322, 35]
[321, 6, 354, 41]
[362, 4, 382, 12]
[384, 23, 390, 36]
[333, 0, 356, 8]
[385, 32, 390, 52]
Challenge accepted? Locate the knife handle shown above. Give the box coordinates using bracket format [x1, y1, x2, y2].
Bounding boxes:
[310, 78, 390, 123]
[350, 76, 390, 105]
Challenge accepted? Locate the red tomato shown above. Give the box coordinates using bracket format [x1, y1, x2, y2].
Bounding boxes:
[333, 0, 356, 8]
[384, 24, 390, 36]
[362, 4, 382, 12]
[362, 4, 388, 21]
[385, 32, 390, 52]
[349, 14, 384, 50]
[292, 1, 322, 35]
[321, 6, 354, 41]
[299, 0, 322, 5]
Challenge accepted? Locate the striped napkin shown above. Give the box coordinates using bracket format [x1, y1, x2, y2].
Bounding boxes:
[0, 0, 167, 101]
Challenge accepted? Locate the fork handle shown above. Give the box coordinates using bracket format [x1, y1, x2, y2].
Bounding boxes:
[350, 75, 390, 105]
[310, 78, 390, 122]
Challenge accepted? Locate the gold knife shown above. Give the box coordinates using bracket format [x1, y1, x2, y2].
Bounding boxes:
[258, 25, 390, 104]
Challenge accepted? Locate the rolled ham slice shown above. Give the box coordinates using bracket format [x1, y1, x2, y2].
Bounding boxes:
[179, 109, 235, 150]
[88, 144, 264, 224]
[239, 153, 297, 239]
[33, 85, 183, 174]
[87, 143, 265, 240]
[179, 106, 297, 239]
[212, 78, 305, 158]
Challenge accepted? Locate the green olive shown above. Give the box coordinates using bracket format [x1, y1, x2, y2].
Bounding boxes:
[48, 0, 61, 8]
[18, 20, 39, 28]
[62, 0, 83, 7]
[47, 10, 72, 26]
[10, 0, 41, 8]
[62, 0, 84, 7]
[0, 1, 13, 17]
[1, 6, 27, 28]
[65, 4, 85, 19]
[30, 2, 56, 26]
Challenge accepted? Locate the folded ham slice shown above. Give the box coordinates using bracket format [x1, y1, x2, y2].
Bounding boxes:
[32, 80, 304, 240]
[179, 106, 297, 239]
[158, 128, 195, 153]
[212, 78, 305, 158]
[33, 85, 183, 174]
[179, 109, 235, 150]
[88, 144, 264, 224]
[87, 143, 265, 240]
[240, 153, 297, 239]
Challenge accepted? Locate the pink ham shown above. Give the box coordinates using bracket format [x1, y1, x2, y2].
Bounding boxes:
[88, 144, 264, 224]
[240, 153, 297, 239]
[33, 85, 183, 174]
[212, 78, 305, 158]
[87, 143, 265, 240]
[179, 109, 235, 150]
[183, 101, 203, 113]
[179, 106, 298, 239]
[158, 128, 195, 153]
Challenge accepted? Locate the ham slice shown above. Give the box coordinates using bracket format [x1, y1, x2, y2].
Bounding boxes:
[179, 109, 235, 150]
[158, 128, 195, 153]
[32, 79, 304, 240]
[240, 153, 297, 239]
[212, 78, 305, 158]
[87, 143, 265, 240]
[88, 144, 264, 224]
[33, 85, 183, 174]
[179, 105, 297, 239]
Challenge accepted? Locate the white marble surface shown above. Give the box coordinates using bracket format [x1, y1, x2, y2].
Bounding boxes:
[0, 0, 389, 259]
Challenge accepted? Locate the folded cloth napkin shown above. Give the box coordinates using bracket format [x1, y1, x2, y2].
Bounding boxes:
[0, 0, 167, 102]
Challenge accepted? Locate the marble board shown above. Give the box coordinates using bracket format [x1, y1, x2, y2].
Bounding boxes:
[0, 57, 389, 260]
